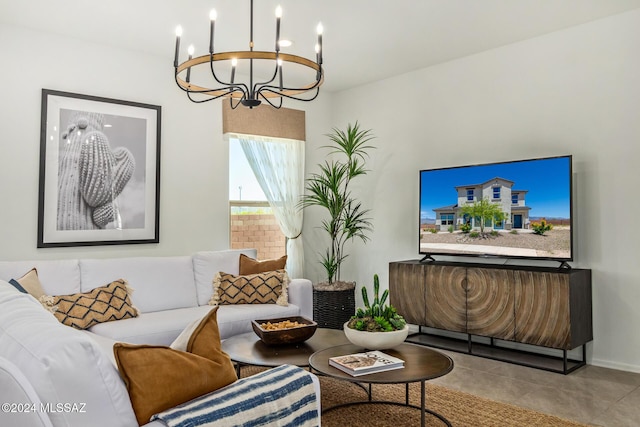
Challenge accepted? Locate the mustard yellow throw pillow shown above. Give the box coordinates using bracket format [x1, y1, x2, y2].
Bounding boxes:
[209, 270, 288, 306]
[52, 279, 138, 329]
[238, 253, 287, 275]
[114, 307, 237, 425]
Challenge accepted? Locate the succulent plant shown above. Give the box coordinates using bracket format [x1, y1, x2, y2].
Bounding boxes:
[346, 274, 406, 332]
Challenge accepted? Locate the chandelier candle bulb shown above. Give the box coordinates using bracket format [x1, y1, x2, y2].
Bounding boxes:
[173, 26, 183, 67]
[209, 9, 217, 54]
[317, 23, 323, 64]
[186, 45, 194, 83]
[230, 58, 237, 84]
[275, 5, 282, 52]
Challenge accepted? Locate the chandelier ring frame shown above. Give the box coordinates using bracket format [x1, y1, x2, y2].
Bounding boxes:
[175, 51, 324, 100]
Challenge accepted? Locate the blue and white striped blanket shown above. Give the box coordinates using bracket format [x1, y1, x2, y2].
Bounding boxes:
[151, 364, 319, 427]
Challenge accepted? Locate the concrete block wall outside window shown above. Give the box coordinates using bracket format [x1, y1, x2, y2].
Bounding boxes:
[230, 213, 286, 260]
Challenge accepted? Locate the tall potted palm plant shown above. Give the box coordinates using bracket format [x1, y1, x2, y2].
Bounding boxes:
[299, 122, 375, 329]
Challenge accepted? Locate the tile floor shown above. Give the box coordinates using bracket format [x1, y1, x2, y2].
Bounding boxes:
[429, 349, 640, 426]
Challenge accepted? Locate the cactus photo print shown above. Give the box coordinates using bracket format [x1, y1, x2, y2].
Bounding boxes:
[38, 90, 161, 247]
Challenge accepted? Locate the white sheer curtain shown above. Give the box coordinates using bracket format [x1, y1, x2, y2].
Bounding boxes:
[231, 133, 305, 279]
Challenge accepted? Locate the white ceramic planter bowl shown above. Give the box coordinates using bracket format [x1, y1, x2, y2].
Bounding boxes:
[343, 322, 409, 350]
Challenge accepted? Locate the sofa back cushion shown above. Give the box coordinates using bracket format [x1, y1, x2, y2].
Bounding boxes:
[192, 249, 257, 306]
[79, 257, 197, 313]
[0, 280, 138, 427]
[0, 259, 81, 296]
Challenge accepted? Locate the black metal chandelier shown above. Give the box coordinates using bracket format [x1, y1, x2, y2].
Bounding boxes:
[173, 0, 324, 109]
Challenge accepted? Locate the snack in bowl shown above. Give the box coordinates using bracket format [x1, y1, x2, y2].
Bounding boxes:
[251, 316, 317, 345]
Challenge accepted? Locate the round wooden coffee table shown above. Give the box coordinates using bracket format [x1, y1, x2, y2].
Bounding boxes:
[222, 328, 349, 376]
[309, 342, 454, 427]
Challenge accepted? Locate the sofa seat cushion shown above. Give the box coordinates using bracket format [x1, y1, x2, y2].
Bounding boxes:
[90, 306, 213, 346]
[90, 303, 302, 345]
[192, 249, 257, 306]
[80, 257, 197, 313]
[82, 330, 120, 366]
[0, 281, 138, 427]
[0, 259, 81, 296]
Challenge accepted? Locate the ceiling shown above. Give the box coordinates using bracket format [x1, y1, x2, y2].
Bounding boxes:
[2, 0, 640, 93]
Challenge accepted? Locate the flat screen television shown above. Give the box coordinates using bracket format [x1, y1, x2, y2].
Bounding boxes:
[419, 155, 573, 263]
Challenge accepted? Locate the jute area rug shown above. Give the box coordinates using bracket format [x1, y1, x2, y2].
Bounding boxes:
[241, 366, 589, 427]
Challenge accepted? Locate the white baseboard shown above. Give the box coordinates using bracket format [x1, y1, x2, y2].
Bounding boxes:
[589, 358, 640, 374]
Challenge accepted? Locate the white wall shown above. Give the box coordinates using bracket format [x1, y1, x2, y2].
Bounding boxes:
[0, 23, 332, 261]
[304, 9, 640, 372]
[2, 8, 639, 372]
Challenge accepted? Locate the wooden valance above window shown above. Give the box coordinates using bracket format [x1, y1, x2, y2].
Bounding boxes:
[222, 102, 306, 141]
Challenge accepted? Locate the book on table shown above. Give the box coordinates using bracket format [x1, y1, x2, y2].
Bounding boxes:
[328, 350, 404, 376]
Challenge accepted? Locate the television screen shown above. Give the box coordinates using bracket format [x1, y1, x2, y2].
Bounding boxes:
[419, 155, 573, 261]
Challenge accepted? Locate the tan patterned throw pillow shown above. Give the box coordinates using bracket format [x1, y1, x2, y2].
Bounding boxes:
[52, 279, 138, 329]
[209, 270, 288, 307]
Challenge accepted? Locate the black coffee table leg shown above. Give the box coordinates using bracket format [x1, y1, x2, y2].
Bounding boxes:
[322, 381, 451, 427]
[421, 380, 426, 427]
[406, 383, 410, 405]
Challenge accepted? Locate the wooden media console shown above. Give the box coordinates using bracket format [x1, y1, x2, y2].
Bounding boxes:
[389, 260, 592, 374]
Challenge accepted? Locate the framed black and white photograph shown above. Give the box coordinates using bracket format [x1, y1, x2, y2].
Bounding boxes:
[38, 89, 161, 247]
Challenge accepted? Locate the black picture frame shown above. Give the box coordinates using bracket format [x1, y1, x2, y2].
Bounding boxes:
[38, 89, 161, 248]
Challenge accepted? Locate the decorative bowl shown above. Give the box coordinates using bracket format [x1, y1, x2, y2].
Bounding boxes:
[343, 322, 409, 350]
[251, 316, 317, 346]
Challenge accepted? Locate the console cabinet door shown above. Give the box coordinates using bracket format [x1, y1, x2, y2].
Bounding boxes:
[514, 271, 570, 349]
[466, 268, 515, 340]
[389, 262, 427, 325]
[424, 265, 467, 332]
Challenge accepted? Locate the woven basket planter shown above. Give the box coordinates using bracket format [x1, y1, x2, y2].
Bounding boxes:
[313, 283, 355, 330]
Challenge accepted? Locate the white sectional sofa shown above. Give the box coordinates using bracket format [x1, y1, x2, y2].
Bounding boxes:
[0, 249, 319, 427]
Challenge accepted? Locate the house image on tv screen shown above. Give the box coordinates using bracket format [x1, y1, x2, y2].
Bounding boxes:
[433, 177, 530, 231]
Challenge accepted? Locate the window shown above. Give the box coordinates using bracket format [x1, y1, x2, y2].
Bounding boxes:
[466, 189, 474, 201]
[493, 187, 500, 199]
[222, 103, 305, 278]
[228, 137, 286, 260]
[441, 213, 454, 225]
[229, 137, 267, 203]
[512, 193, 518, 204]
